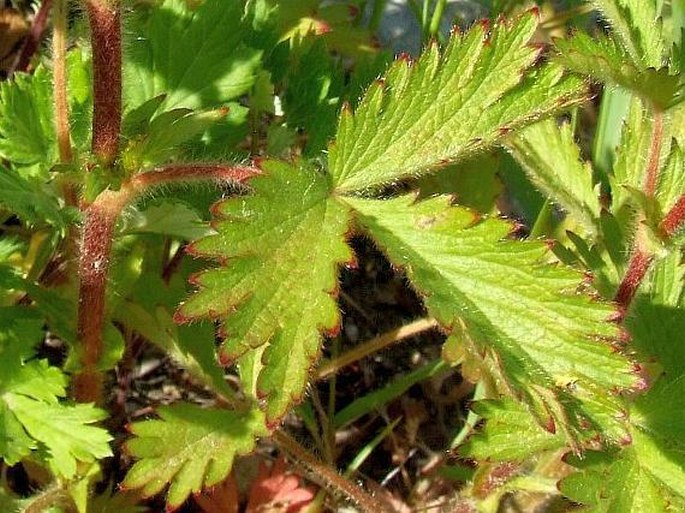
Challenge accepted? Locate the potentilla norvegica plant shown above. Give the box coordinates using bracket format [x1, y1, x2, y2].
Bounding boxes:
[0, 0, 684, 511]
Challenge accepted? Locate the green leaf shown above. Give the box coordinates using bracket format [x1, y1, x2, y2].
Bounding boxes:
[589, 0, 665, 68]
[460, 399, 565, 461]
[177, 161, 352, 422]
[124, 0, 262, 112]
[657, 141, 685, 214]
[508, 119, 601, 235]
[0, 66, 56, 167]
[328, 10, 586, 193]
[346, 195, 638, 444]
[554, 32, 679, 110]
[5, 395, 112, 478]
[0, 308, 112, 476]
[123, 403, 268, 508]
[0, 165, 66, 228]
[611, 98, 670, 227]
[122, 201, 213, 241]
[122, 107, 230, 170]
[561, 378, 685, 512]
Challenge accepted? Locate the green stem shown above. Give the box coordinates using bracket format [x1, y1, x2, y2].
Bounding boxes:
[428, 0, 447, 38]
[316, 317, 439, 380]
[53, 0, 73, 164]
[369, 0, 387, 32]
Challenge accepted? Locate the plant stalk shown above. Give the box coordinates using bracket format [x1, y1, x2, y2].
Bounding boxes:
[612, 108, 665, 319]
[274, 430, 391, 513]
[53, 0, 73, 163]
[316, 317, 439, 380]
[73, 165, 260, 402]
[85, 0, 122, 165]
[660, 195, 685, 238]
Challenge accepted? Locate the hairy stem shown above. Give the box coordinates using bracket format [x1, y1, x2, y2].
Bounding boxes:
[660, 195, 685, 238]
[53, 0, 73, 163]
[643, 109, 664, 197]
[86, 0, 121, 165]
[612, 109, 665, 318]
[73, 165, 260, 402]
[316, 317, 439, 380]
[613, 245, 652, 321]
[73, 190, 126, 403]
[273, 431, 391, 513]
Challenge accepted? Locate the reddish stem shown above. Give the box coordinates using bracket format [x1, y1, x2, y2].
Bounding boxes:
[612, 109, 665, 321]
[53, 0, 73, 164]
[72, 165, 259, 402]
[660, 195, 685, 238]
[643, 110, 664, 198]
[613, 248, 653, 322]
[73, 192, 124, 403]
[11, 0, 52, 74]
[132, 164, 260, 189]
[86, 0, 121, 165]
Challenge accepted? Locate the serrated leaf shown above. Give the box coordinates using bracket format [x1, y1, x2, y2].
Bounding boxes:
[124, 0, 262, 112]
[589, 0, 664, 68]
[328, 10, 586, 193]
[123, 403, 268, 508]
[561, 379, 685, 512]
[0, 66, 56, 166]
[177, 161, 352, 422]
[611, 97, 670, 227]
[554, 32, 680, 110]
[657, 141, 685, 214]
[508, 119, 601, 234]
[346, 195, 638, 443]
[5, 395, 112, 478]
[0, 308, 112, 476]
[460, 399, 565, 461]
[0, 165, 66, 228]
[123, 107, 230, 170]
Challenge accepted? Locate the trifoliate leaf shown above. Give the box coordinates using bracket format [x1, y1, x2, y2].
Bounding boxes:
[554, 32, 680, 110]
[123, 403, 268, 508]
[177, 161, 352, 422]
[508, 119, 601, 235]
[0, 307, 112, 476]
[124, 0, 262, 112]
[460, 399, 565, 461]
[346, 195, 638, 444]
[328, 10, 586, 193]
[589, 0, 664, 68]
[0, 66, 56, 166]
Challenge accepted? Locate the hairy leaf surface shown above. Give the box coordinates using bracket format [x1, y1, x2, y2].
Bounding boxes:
[328, 10, 586, 193]
[124, 403, 268, 508]
[554, 32, 679, 110]
[589, 0, 664, 68]
[460, 399, 565, 461]
[346, 195, 638, 442]
[0, 67, 56, 166]
[177, 161, 352, 422]
[508, 119, 601, 234]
